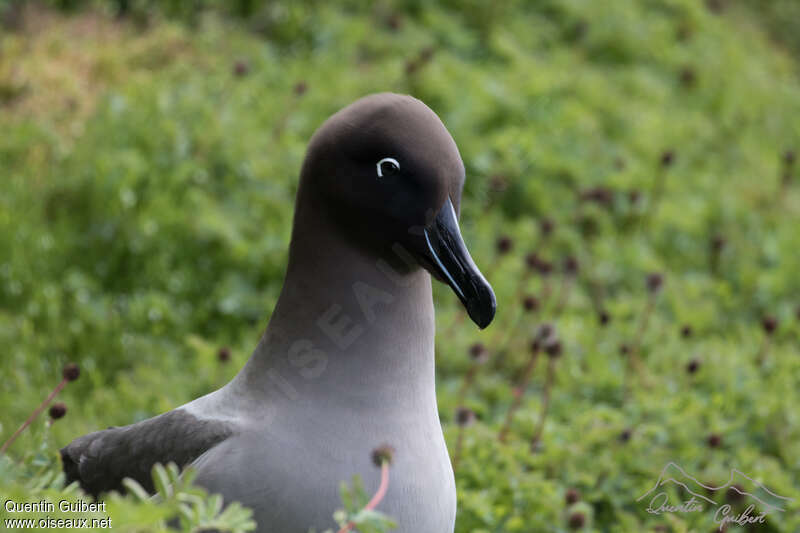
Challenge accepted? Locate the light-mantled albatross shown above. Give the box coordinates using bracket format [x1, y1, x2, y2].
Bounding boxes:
[61, 92, 496, 532]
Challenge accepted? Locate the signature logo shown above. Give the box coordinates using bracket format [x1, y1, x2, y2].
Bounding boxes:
[636, 462, 793, 531]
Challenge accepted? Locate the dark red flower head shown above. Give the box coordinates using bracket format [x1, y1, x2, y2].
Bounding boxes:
[545, 338, 562, 358]
[580, 186, 613, 206]
[711, 234, 726, 252]
[62, 363, 80, 382]
[456, 407, 476, 427]
[680, 66, 696, 87]
[522, 295, 539, 312]
[536, 323, 554, 342]
[385, 13, 402, 31]
[233, 60, 249, 77]
[568, 511, 585, 529]
[762, 315, 778, 335]
[530, 337, 542, 353]
[496, 235, 513, 255]
[419, 46, 435, 63]
[293, 81, 308, 96]
[536, 259, 553, 276]
[371, 444, 395, 467]
[49, 403, 67, 420]
[706, 0, 726, 14]
[564, 256, 579, 276]
[726, 484, 744, 503]
[468, 342, 489, 364]
[646, 273, 664, 293]
[539, 218, 555, 236]
[489, 174, 508, 192]
[565, 488, 581, 505]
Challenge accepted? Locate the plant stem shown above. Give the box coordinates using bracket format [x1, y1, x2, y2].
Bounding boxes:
[649, 170, 666, 220]
[530, 356, 556, 448]
[452, 426, 466, 472]
[540, 276, 553, 307]
[0, 378, 67, 455]
[456, 365, 478, 408]
[443, 310, 467, 339]
[337, 462, 391, 533]
[490, 310, 523, 368]
[499, 348, 540, 442]
[628, 294, 655, 385]
[756, 335, 771, 366]
[553, 276, 574, 318]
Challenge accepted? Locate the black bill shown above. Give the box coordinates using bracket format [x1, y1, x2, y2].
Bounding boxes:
[421, 198, 496, 329]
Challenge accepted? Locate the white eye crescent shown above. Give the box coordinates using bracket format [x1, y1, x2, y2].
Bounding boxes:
[376, 157, 400, 178]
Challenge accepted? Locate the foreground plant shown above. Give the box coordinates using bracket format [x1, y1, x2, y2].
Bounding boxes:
[0, 363, 80, 455]
[123, 463, 256, 532]
[332, 445, 396, 533]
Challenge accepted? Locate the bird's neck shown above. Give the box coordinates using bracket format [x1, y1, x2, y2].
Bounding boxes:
[230, 207, 437, 411]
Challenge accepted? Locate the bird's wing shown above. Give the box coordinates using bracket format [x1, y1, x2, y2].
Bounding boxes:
[60, 408, 234, 497]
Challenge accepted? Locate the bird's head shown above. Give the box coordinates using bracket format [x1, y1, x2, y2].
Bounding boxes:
[297, 93, 496, 329]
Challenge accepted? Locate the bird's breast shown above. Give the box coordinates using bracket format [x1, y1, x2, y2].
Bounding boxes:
[191, 400, 456, 533]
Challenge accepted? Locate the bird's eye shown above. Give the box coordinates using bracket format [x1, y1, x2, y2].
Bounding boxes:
[376, 157, 400, 178]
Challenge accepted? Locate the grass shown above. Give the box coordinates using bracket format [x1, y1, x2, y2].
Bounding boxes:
[1, 1, 800, 531]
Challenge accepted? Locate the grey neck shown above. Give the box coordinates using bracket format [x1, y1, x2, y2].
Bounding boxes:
[228, 203, 437, 413]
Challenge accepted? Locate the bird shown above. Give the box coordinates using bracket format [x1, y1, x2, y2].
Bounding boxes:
[61, 92, 496, 532]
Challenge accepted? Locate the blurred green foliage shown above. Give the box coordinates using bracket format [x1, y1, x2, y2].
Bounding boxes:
[1, 1, 800, 531]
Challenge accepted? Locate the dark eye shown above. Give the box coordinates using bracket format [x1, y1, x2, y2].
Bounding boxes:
[376, 157, 400, 178]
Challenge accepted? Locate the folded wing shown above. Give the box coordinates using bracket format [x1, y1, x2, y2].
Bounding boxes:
[61, 409, 234, 497]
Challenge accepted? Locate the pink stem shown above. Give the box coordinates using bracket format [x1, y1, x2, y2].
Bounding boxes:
[364, 463, 390, 511]
[337, 463, 391, 533]
[0, 379, 67, 455]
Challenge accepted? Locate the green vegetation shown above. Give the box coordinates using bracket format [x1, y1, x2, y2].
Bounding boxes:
[1, 1, 799, 531]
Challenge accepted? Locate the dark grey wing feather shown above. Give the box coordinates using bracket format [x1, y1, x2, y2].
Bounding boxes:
[61, 409, 233, 497]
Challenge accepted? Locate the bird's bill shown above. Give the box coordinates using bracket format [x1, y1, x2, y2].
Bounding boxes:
[419, 198, 496, 329]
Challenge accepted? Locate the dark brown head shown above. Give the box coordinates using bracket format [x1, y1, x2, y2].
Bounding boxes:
[295, 93, 496, 328]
